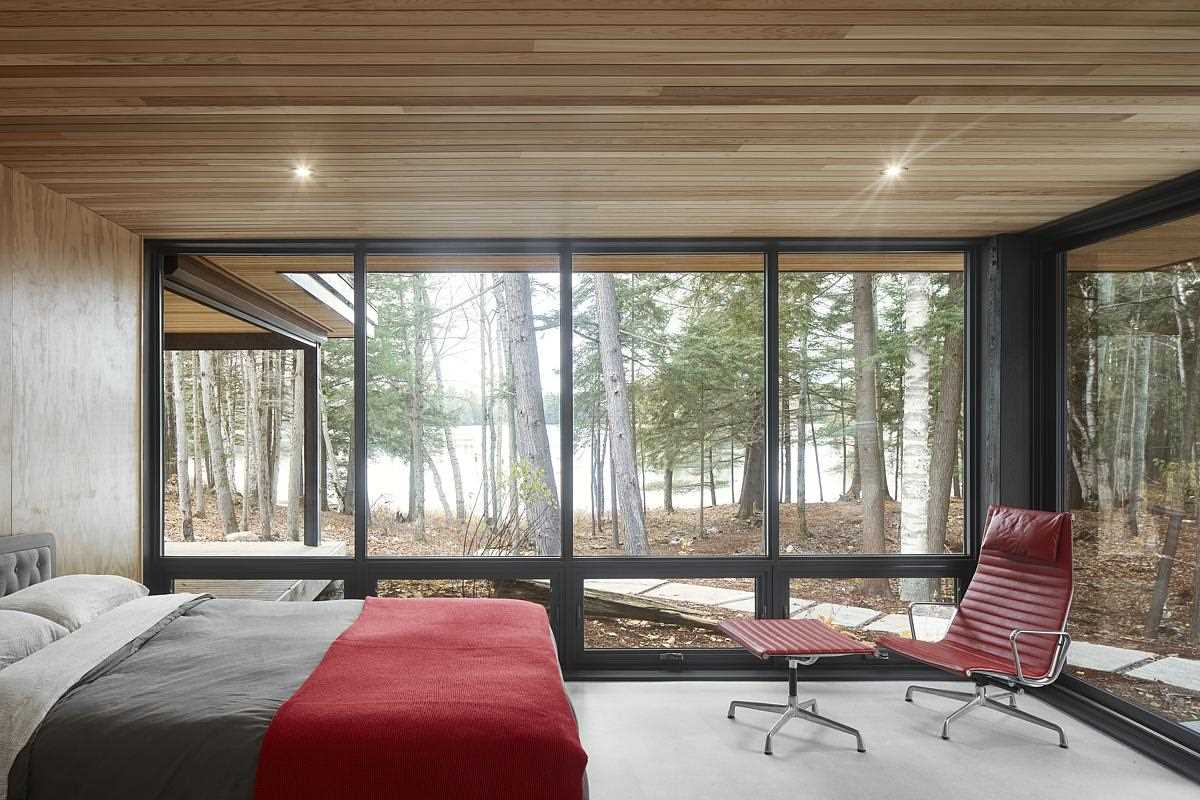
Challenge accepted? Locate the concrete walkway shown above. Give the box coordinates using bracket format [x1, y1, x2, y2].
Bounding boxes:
[607, 580, 1200, 697]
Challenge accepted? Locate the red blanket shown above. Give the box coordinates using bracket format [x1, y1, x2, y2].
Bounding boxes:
[255, 597, 588, 800]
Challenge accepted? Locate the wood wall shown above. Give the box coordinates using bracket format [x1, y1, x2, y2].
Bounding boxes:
[0, 163, 142, 578]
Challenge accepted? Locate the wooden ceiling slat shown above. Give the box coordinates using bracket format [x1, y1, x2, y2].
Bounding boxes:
[1, 2, 1198, 238]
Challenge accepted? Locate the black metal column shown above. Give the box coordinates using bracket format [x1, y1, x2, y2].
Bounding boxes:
[303, 344, 320, 547]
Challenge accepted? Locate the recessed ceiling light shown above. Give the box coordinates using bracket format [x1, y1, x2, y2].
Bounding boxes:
[292, 164, 313, 180]
[881, 163, 907, 179]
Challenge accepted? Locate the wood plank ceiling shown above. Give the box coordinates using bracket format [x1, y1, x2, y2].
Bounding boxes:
[1, 1, 1199, 239]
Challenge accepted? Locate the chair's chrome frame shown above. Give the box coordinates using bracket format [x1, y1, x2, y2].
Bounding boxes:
[727, 656, 867, 755]
[901, 600, 1073, 748]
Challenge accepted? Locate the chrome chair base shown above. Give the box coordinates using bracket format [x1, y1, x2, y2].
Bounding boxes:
[727, 659, 866, 755]
[905, 683, 1068, 748]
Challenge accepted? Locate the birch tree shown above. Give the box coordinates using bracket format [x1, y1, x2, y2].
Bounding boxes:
[190, 352, 207, 518]
[245, 352, 273, 540]
[899, 273, 932, 602]
[594, 273, 649, 555]
[169, 352, 194, 541]
[287, 352, 304, 541]
[199, 350, 237, 534]
[502, 273, 561, 556]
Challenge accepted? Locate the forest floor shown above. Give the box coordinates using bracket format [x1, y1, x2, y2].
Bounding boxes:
[166, 490, 1199, 718]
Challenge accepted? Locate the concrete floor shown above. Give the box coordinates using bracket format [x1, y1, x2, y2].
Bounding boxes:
[567, 680, 1197, 800]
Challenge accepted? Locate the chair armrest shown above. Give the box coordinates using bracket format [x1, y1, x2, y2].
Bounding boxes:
[1009, 629, 1072, 685]
[906, 601, 957, 641]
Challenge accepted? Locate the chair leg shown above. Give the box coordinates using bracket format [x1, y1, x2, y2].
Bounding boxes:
[796, 708, 867, 753]
[728, 700, 788, 719]
[940, 688, 987, 740]
[764, 707, 798, 755]
[905, 684, 977, 703]
[984, 697, 1069, 748]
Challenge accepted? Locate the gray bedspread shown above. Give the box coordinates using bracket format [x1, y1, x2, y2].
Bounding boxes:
[9, 598, 362, 800]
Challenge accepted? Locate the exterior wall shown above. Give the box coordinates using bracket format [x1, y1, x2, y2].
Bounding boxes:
[0, 163, 142, 578]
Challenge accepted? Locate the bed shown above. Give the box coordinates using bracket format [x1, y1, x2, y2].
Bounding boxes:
[0, 534, 588, 800]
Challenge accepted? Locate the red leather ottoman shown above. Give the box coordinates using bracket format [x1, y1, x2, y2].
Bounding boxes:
[719, 618, 874, 755]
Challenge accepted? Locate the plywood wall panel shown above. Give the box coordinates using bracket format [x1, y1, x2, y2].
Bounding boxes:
[0, 163, 141, 577]
[0, 168, 12, 539]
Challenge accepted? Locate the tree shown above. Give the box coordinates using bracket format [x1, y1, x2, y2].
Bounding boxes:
[899, 273, 932, 602]
[190, 352, 207, 518]
[927, 273, 965, 574]
[502, 273, 561, 556]
[198, 350, 237, 534]
[287, 352, 304, 542]
[853, 274, 890, 596]
[593, 273, 650, 555]
[168, 351, 194, 542]
[244, 351, 274, 540]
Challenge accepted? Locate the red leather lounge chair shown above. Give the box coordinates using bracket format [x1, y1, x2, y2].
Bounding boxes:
[878, 505, 1073, 747]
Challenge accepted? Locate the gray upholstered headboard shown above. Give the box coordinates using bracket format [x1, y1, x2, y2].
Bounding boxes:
[0, 533, 55, 598]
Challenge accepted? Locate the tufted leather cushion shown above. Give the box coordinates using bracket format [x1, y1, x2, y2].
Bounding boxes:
[0, 535, 55, 599]
[880, 505, 1072, 682]
[982, 505, 1069, 563]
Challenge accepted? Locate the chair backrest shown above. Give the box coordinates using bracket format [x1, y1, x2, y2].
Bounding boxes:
[943, 505, 1073, 679]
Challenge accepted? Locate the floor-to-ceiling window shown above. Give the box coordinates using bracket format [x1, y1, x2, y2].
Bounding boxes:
[149, 241, 974, 670]
[1064, 213, 1200, 731]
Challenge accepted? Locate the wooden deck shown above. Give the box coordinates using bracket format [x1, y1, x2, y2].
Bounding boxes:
[165, 540, 347, 602]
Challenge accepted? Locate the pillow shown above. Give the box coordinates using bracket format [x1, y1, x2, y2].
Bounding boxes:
[982, 505, 1070, 562]
[0, 574, 148, 631]
[0, 609, 68, 669]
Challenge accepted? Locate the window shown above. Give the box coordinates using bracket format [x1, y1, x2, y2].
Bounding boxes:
[777, 253, 966, 559]
[1065, 214, 1200, 726]
[583, 577, 756, 649]
[572, 254, 765, 557]
[375, 578, 551, 614]
[788, 577, 956, 646]
[366, 255, 562, 557]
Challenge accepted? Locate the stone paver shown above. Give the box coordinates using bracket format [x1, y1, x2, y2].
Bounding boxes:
[793, 602, 882, 629]
[1067, 641, 1156, 672]
[789, 598, 817, 616]
[1182, 720, 1200, 733]
[717, 596, 757, 613]
[644, 582, 753, 607]
[587, 579, 670, 596]
[1127, 657, 1200, 693]
[864, 613, 951, 640]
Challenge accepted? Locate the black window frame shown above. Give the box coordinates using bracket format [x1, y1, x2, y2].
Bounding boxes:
[144, 236, 981, 675]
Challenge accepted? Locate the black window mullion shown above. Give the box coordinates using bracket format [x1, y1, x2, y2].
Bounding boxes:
[351, 245, 368, 597]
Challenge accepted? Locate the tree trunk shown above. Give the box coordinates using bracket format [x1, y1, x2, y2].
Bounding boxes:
[426, 454, 454, 520]
[593, 273, 649, 555]
[169, 352, 194, 542]
[287, 352, 304, 542]
[190, 352, 208, 518]
[199, 350, 237, 534]
[796, 324, 810, 537]
[928, 274, 965, 574]
[432, 352, 466, 521]
[737, 392, 765, 520]
[663, 467, 675, 513]
[502, 273, 562, 556]
[478, 275, 492, 522]
[410, 277, 427, 540]
[245, 352, 274, 540]
[853, 274, 890, 596]
[899, 273, 933, 602]
[708, 447, 718, 508]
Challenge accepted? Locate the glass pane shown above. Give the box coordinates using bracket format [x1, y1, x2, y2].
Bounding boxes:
[172, 578, 343, 602]
[1066, 215, 1200, 725]
[161, 254, 356, 557]
[366, 255, 562, 557]
[572, 254, 765, 557]
[375, 578, 551, 614]
[777, 253, 966, 559]
[163, 298, 331, 556]
[583, 577, 756, 649]
[788, 576, 956, 645]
